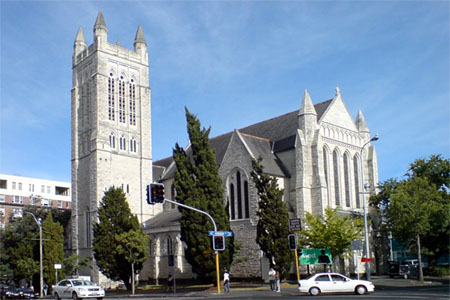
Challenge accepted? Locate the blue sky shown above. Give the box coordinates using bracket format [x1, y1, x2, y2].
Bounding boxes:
[1, 1, 449, 183]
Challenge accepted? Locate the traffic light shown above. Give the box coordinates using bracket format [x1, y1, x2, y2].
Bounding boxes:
[213, 235, 225, 251]
[150, 183, 165, 203]
[146, 184, 152, 204]
[288, 234, 297, 250]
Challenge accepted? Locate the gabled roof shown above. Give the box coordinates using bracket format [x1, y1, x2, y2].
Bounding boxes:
[143, 209, 181, 231]
[153, 99, 333, 179]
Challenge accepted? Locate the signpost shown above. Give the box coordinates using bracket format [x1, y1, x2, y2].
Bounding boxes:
[289, 218, 302, 233]
[208, 231, 233, 237]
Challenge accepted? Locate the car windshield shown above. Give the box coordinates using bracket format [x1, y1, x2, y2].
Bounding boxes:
[72, 280, 94, 286]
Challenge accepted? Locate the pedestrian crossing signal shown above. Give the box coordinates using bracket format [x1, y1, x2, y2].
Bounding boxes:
[288, 234, 297, 250]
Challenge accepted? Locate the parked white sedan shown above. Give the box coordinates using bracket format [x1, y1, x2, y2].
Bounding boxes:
[52, 278, 105, 300]
[298, 273, 375, 296]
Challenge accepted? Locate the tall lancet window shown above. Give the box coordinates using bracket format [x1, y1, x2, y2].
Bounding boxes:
[108, 73, 115, 121]
[229, 170, 250, 220]
[354, 156, 361, 208]
[118, 76, 126, 123]
[344, 153, 351, 207]
[129, 79, 136, 126]
[323, 147, 329, 203]
[109, 133, 116, 149]
[333, 149, 340, 206]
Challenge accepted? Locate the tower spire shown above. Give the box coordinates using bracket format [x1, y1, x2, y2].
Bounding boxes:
[73, 27, 87, 63]
[299, 89, 316, 116]
[356, 110, 369, 133]
[134, 25, 147, 47]
[93, 10, 108, 46]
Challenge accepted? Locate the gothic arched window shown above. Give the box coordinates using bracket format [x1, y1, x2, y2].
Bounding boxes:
[118, 76, 126, 123]
[323, 146, 329, 203]
[333, 149, 340, 206]
[109, 133, 116, 149]
[229, 170, 250, 220]
[130, 137, 137, 153]
[354, 155, 361, 208]
[344, 153, 351, 207]
[129, 79, 136, 126]
[108, 73, 115, 121]
[119, 135, 126, 150]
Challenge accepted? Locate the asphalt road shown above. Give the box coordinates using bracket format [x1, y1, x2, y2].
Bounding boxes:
[101, 284, 449, 300]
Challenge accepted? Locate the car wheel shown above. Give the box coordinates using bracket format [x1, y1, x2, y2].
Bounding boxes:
[72, 292, 80, 300]
[97, 298, 103, 300]
[355, 285, 367, 295]
[54, 293, 60, 300]
[309, 287, 321, 296]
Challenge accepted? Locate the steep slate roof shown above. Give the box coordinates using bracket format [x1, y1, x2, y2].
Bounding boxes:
[143, 209, 181, 230]
[153, 99, 332, 179]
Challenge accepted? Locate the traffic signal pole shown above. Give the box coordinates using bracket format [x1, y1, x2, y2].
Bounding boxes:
[294, 249, 300, 283]
[164, 199, 221, 294]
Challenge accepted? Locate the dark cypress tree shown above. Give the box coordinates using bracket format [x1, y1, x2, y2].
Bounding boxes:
[93, 187, 144, 290]
[251, 157, 292, 279]
[173, 107, 233, 281]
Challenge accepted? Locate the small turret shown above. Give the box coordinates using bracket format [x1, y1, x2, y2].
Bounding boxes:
[134, 25, 148, 62]
[73, 27, 87, 58]
[93, 10, 107, 46]
[298, 89, 317, 141]
[356, 110, 371, 141]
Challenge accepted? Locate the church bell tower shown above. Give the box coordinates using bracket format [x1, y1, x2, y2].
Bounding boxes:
[71, 11, 158, 283]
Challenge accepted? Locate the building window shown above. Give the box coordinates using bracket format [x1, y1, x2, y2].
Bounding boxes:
[344, 154, 351, 207]
[129, 79, 136, 126]
[119, 136, 126, 150]
[29, 184, 34, 192]
[0, 194, 5, 202]
[108, 74, 115, 121]
[13, 208, 23, 218]
[118, 76, 126, 123]
[47, 186, 51, 194]
[333, 150, 340, 206]
[12, 182, 16, 190]
[18, 183, 22, 190]
[109, 133, 116, 149]
[41, 185, 45, 193]
[57, 200, 63, 208]
[229, 170, 250, 220]
[167, 237, 174, 255]
[30, 196, 35, 206]
[86, 210, 91, 247]
[323, 147, 329, 203]
[130, 138, 137, 153]
[13, 196, 23, 204]
[354, 156, 361, 208]
[0, 180, 6, 189]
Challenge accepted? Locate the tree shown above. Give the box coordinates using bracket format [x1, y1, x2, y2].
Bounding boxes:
[115, 230, 149, 295]
[173, 108, 233, 281]
[63, 255, 91, 277]
[16, 257, 38, 286]
[371, 154, 450, 276]
[251, 157, 292, 279]
[42, 211, 65, 286]
[298, 207, 364, 272]
[93, 187, 146, 290]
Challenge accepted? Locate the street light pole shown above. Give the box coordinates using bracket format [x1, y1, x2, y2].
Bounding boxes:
[25, 212, 43, 298]
[359, 134, 379, 281]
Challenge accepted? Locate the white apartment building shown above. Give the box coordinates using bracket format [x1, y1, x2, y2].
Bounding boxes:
[0, 174, 71, 228]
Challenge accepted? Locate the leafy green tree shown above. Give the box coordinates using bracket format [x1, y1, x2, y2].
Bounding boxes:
[371, 154, 450, 272]
[298, 207, 364, 272]
[173, 107, 233, 281]
[62, 255, 91, 277]
[16, 257, 39, 286]
[385, 177, 443, 281]
[93, 187, 145, 290]
[116, 230, 149, 295]
[42, 211, 65, 286]
[251, 157, 292, 280]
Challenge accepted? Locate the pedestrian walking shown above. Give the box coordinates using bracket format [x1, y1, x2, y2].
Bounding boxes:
[268, 266, 276, 291]
[167, 274, 174, 292]
[275, 269, 281, 292]
[223, 270, 230, 293]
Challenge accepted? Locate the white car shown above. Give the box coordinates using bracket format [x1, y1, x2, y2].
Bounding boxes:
[298, 273, 375, 296]
[52, 278, 105, 300]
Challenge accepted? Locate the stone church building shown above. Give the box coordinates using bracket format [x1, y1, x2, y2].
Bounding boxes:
[71, 12, 378, 283]
[144, 88, 379, 280]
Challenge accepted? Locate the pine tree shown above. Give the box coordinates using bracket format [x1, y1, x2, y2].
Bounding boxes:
[251, 157, 292, 279]
[42, 211, 65, 286]
[93, 187, 145, 290]
[173, 107, 233, 281]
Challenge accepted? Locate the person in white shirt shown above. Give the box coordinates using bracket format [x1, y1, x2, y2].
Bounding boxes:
[223, 270, 230, 293]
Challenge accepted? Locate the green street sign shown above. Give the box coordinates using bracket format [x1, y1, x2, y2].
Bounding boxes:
[300, 248, 332, 265]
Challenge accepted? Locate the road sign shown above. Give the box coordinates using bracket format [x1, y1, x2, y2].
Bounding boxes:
[351, 239, 363, 251]
[289, 218, 302, 232]
[208, 231, 233, 237]
[361, 258, 373, 263]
